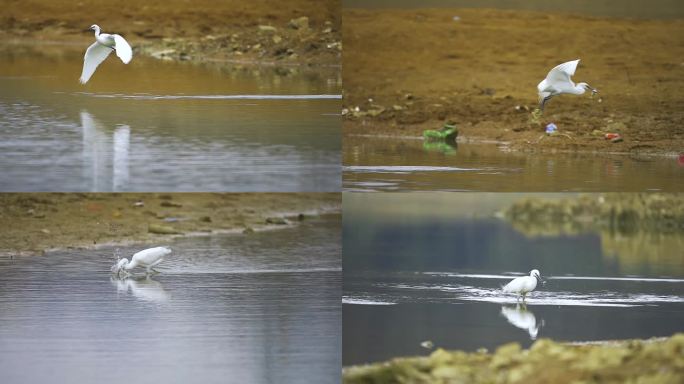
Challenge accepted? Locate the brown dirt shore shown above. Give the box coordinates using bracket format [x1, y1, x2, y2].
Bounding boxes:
[0, 193, 340, 255]
[343, 334, 684, 383]
[1, 0, 341, 66]
[342, 8, 684, 154]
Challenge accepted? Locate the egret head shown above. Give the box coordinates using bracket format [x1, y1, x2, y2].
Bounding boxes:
[89, 24, 101, 33]
[111, 258, 129, 274]
[530, 269, 541, 279]
[577, 82, 598, 95]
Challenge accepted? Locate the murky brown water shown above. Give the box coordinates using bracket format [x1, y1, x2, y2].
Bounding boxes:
[343, 136, 684, 192]
[0, 43, 341, 192]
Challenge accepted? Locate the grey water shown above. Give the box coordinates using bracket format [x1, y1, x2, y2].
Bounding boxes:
[0, 216, 341, 384]
[343, 136, 684, 192]
[342, 193, 684, 365]
[0, 44, 341, 192]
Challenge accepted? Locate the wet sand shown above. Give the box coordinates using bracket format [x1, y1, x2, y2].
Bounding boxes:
[342, 8, 684, 154]
[0, 193, 340, 254]
[1, 0, 341, 66]
[343, 334, 684, 383]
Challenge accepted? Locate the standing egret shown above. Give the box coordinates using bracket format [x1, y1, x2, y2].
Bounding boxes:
[111, 246, 171, 276]
[537, 59, 597, 111]
[80, 24, 132, 84]
[502, 269, 544, 302]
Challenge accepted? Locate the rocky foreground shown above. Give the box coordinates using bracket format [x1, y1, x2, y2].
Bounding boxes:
[344, 334, 684, 384]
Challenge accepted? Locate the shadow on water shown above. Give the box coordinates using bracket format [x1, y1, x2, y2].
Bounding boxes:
[0, 44, 341, 191]
[0, 216, 341, 384]
[342, 194, 684, 365]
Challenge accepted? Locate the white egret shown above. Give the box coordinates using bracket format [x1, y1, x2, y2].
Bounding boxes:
[80, 24, 132, 84]
[111, 246, 171, 276]
[502, 269, 544, 302]
[537, 59, 597, 111]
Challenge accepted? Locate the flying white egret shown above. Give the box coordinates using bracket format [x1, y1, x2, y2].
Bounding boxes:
[111, 246, 171, 276]
[502, 269, 544, 302]
[537, 59, 597, 111]
[80, 24, 132, 84]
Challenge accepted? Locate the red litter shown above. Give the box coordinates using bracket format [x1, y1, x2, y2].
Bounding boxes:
[605, 133, 621, 140]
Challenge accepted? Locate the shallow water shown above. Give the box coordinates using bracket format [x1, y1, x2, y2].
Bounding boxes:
[343, 136, 684, 192]
[342, 194, 684, 365]
[0, 44, 341, 192]
[0, 216, 341, 384]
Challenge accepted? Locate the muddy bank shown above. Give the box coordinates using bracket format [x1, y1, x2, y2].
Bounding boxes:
[504, 193, 684, 236]
[0, 193, 340, 255]
[343, 333, 684, 383]
[342, 8, 684, 154]
[1, 0, 341, 66]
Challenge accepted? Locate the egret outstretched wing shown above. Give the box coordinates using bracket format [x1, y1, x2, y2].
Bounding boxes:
[80, 42, 113, 84]
[545, 59, 580, 88]
[113, 34, 132, 64]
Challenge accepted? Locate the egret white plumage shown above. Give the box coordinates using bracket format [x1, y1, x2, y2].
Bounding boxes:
[537, 59, 597, 111]
[80, 24, 132, 84]
[111, 246, 171, 276]
[502, 269, 544, 302]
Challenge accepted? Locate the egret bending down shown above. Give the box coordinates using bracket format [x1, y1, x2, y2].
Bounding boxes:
[537, 59, 597, 111]
[503, 269, 544, 302]
[111, 246, 171, 276]
[80, 24, 132, 84]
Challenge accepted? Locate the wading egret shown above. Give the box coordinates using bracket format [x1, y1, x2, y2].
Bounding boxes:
[111, 246, 171, 276]
[537, 59, 597, 111]
[503, 269, 544, 302]
[80, 24, 132, 84]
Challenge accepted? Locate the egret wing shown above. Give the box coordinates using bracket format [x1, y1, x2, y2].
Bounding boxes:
[80, 42, 113, 84]
[133, 246, 171, 264]
[113, 34, 133, 64]
[545, 59, 580, 87]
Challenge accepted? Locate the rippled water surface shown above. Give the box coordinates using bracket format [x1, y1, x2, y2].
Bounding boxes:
[342, 194, 684, 365]
[343, 136, 684, 192]
[0, 216, 341, 384]
[0, 44, 341, 191]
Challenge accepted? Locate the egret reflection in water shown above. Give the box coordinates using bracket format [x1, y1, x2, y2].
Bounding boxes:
[500, 304, 544, 340]
[80, 111, 130, 191]
[113, 275, 170, 303]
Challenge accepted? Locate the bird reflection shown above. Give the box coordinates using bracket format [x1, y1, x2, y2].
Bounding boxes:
[500, 304, 543, 340]
[80, 111, 130, 191]
[112, 275, 169, 303]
